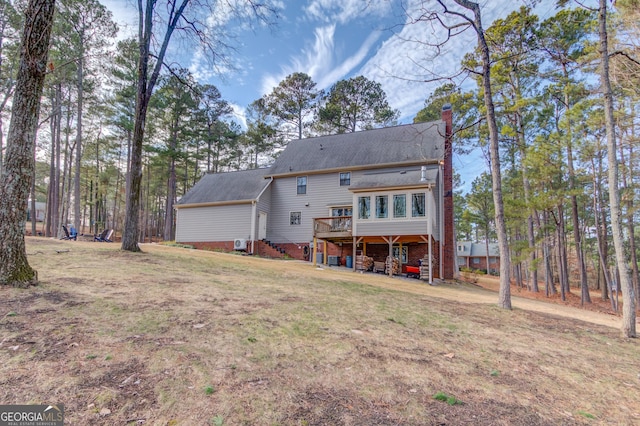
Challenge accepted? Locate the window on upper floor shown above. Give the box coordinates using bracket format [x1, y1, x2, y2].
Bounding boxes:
[358, 196, 370, 219]
[412, 193, 425, 217]
[376, 195, 388, 218]
[393, 194, 406, 218]
[290, 211, 301, 225]
[297, 176, 307, 195]
[339, 172, 351, 186]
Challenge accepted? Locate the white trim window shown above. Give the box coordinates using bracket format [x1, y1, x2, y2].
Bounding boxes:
[375, 195, 388, 218]
[290, 211, 301, 225]
[393, 194, 406, 218]
[412, 193, 425, 217]
[297, 176, 307, 195]
[339, 172, 351, 186]
[392, 245, 408, 263]
[358, 196, 370, 219]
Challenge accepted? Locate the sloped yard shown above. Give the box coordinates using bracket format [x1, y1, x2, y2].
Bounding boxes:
[1, 238, 638, 425]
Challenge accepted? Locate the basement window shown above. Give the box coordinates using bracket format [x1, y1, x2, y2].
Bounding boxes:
[290, 212, 301, 225]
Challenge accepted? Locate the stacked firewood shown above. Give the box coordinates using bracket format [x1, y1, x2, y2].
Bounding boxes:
[356, 255, 374, 271]
[386, 256, 401, 275]
[420, 256, 430, 280]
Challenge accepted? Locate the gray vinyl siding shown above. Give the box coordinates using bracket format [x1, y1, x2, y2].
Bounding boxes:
[268, 172, 354, 243]
[257, 186, 271, 214]
[254, 186, 272, 238]
[356, 220, 430, 236]
[176, 204, 253, 242]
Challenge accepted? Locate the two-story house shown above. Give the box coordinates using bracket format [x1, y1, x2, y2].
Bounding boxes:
[175, 106, 454, 281]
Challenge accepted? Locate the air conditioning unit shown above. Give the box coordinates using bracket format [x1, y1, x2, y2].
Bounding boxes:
[233, 238, 247, 251]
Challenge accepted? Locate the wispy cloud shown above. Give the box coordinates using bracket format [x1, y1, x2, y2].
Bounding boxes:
[358, 0, 546, 122]
[260, 24, 381, 96]
[230, 103, 248, 130]
[303, 0, 391, 24]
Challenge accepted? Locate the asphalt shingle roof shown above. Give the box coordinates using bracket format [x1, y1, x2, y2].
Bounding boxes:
[176, 168, 271, 206]
[267, 120, 446, 176]
[348, 168, 439, 191]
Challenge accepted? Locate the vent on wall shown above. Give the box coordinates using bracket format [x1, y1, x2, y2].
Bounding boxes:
[234, 238, 247, 251]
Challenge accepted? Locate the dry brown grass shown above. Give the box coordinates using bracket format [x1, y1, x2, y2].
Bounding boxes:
[1, 237, 639, 425]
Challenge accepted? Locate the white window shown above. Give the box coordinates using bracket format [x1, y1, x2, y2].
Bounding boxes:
[473, 257, 480, 264]
[376, 195, 388, 219]
[392, 245, 408, 263]
[297, 176, 307, 195]
[290, 212, 301, 225]
[339, 172, 351, 186]
[412, 193, 425, 217]
[331, 207, 352, 217]
[393, 194, 406, 218]
[358, 196, 370, 219]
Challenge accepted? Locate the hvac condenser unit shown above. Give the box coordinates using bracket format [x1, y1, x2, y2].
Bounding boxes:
[233, 238, 247, 251]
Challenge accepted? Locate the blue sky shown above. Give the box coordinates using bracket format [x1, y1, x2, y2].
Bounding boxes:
[104, 0, 568, 190]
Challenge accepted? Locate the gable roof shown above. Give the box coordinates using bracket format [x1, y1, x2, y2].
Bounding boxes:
[267, 120, 446, 177]
[176, 168, 271, 207]
[457, 242, 500, 257]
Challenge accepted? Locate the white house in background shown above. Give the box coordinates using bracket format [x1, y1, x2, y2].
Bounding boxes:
[175, 106, 455, 280]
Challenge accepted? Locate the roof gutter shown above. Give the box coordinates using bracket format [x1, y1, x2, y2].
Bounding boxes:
[175, 199, 254, 209]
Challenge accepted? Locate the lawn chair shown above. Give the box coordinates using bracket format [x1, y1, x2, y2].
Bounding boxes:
[60, 225, 77, 241]
[94, 229, 107, 242]
[95, 229, 113, 242]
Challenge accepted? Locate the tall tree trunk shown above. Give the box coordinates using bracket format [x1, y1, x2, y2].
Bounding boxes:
[53, 83, 61, 237]
[46, 89, 57, 237]
[599, 0, 636, 337]
[164, 128, 177, 241]
[74, 40, 84, 232]
[454, 0, 511, 308]
[542, 210, 555, 296]
[556, 205, 568, 301]
[0, 0, 55, 287]
[121, 0, 188, 252]
[621, 138, 639, 306]
[559, 67, 590, 304]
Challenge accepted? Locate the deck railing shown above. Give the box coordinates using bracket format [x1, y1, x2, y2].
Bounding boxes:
[313, 216, 352, 237]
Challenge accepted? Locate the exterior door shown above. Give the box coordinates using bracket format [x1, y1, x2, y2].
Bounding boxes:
[258, 212, 267, 240]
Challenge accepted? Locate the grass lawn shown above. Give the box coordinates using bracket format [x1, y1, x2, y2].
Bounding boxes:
[1, 237, 638, 425]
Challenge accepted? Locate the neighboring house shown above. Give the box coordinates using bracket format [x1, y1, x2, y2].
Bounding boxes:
[456, 241, 500, 274]
[27, 201, 46, 222]
[176, 106, 455, 280]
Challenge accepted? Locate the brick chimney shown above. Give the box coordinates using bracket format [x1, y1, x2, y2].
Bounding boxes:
[442, 104, 454, 279]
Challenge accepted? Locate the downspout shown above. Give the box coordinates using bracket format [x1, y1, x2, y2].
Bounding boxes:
[440, 162, 444, 280]
[250, 201, 257, 254]
[251, 177, 273, 254]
